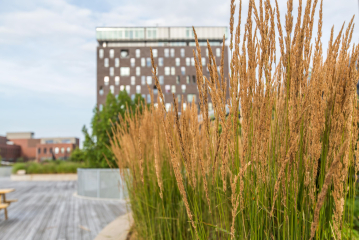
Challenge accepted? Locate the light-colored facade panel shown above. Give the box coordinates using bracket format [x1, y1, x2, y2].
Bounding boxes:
[6, 132, 34, 139]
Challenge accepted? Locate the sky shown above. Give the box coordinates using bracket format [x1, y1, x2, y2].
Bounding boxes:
[0, 0, 358, 146]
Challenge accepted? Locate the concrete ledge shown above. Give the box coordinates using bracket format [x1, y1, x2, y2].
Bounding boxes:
[11, 174, 77, 181]
[94, 212, 133, 240]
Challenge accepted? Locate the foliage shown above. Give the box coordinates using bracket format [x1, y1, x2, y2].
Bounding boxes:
[69, 148, 86, 162]
[11, 161, 88, 174]
[81, 91, 145, 168]
[111, 0, 359, 239]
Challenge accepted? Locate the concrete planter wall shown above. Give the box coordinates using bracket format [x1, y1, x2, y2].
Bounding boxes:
[77, 168, 128, 200]
[0, 167, 12, 177]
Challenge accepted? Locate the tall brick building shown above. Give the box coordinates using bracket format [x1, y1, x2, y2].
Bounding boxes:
[96, 27, 229, 111]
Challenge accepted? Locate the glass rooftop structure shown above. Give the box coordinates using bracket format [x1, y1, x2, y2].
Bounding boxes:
[96, 27, 227, 42]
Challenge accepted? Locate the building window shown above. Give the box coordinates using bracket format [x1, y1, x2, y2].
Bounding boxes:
[177, 94, 181, 102]
[136, 85, 141, 94]
[120, 67, 130, 76]
[216, 48, 221, 57]
[183, 103, 187, 110]
[109, 49, 115, 58]
[99, 104, 103, 111]
[104, 76, 109, 86]
[67, 147, 71, 153]
[170, 49, 175, 57]
[186, 76, 190, 84]
[110, 85, 114, 94]
[49, 148, 53, 153]
[147, 76, 152, 85]
[141, 58, 145, 67]
[104, 58, 109, 67]
[136, 49, 140, 58]
[192, 75, 196, 83]
[131, 76, 136, 85]
[176, 76, 180, 84]
[126, 85, 131, 93]
[206, 49, 209, 57]
[136, 67, 141, 76]
[120, 49, 129, 58]
[165, 103, 171, 111]
[171, 85, 176, 93]
[186, 58, 190, 66]
[147, 94, 151, 103]
[99, 49, 104, 59]
[175, 58, 180, 66]
[153, 49, 158, 57]
[61, 148, 65, 153]
[130, 58, 135, 67]
[164, 67, 170, 75]
[54, 147, 59, 154]
[153, 85, 158, 95]
[165, 85, 170, 93]
[120, 85, 125, 91]
[202, 57, 206, 66]
[141, 76, 146, 85]
[158, 58, 164, 66]
[164, 49, 169, 57]
[159, 76, 164, 85]
[115, 76, 120, 85]
[109, 67, 114, 76]
[181, 48, 185, 57]
[115, 58, 120, 67]
[191, 58, 195, 66]
[147, 58, 151, 67]
[181, 67, 185, 75]
[181, 85, 186, 93]
[99, 86, 104, 95]
[38, 148, 41, 154]
[171, 67, 175, 75]
[187, 94, 196, 103]
[208, 102, 213, 111]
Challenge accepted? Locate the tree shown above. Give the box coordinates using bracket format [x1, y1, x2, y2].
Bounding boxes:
[79, 91, 145, 168]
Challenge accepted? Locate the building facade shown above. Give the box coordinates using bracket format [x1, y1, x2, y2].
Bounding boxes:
[36, 137, 79, 161]
[0, 136, 21, 162]
[96, 27, 229, 112]
[0, 132, 79, 162]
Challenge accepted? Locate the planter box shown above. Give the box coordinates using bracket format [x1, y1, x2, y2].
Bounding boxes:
[0, 167, 12, 177]
[11, 173, 77, 181]
[77, 168, 128, 200]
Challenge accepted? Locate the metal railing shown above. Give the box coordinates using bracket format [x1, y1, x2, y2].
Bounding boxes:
[77, 168, 128, 199]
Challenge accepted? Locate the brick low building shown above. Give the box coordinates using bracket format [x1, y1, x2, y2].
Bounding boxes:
[96, 26, 229, 112]
[0, 132, 79, 162]
[0, 136, 21, 162]
[36, 137, 79, 161]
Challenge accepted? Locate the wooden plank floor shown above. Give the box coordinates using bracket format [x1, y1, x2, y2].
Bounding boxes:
[0, 177, 128, 240]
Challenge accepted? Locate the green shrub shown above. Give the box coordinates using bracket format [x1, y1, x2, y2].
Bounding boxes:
[12, 163, 26, 174]
[11, 161, 88, 174]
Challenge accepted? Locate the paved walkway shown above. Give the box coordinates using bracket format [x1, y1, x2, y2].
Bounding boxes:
[0, 177, 128, 240]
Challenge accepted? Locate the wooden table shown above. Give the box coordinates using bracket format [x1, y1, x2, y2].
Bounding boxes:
[0, 188, 15, 220]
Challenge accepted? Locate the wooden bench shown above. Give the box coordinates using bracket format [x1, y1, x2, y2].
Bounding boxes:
[0, 189, 16, 220]
[0, 203, 9, 220]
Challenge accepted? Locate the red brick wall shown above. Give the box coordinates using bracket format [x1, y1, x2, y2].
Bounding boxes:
[9, 138, 40, 160]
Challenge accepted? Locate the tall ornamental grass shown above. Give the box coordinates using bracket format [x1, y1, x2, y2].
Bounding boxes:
[111, 0, 359, 239]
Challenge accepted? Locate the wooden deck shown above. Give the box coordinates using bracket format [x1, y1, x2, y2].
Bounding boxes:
[0, 177, 128, 240]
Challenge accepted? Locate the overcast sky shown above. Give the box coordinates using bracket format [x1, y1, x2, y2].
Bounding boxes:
[0, 0, 358, 145]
